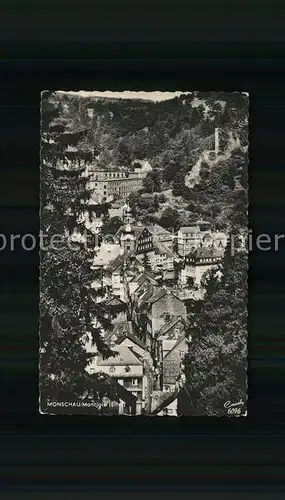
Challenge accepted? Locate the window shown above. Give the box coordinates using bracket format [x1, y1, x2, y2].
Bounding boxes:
[125, 366, 131, 373]
[109, 366, 115, 374]
[132, 378, 138, 386]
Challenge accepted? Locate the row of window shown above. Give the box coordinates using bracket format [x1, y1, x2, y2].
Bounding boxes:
[138, 243, 152, 251]
[186, 257, 219, 264]
[117, 376, 139, 386]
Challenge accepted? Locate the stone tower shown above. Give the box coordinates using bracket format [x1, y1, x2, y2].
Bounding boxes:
[122, 202, 133, 225]
[214, 127, 219, 158]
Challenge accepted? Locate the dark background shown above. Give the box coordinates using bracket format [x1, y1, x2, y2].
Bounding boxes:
[1, 0, 285, 493]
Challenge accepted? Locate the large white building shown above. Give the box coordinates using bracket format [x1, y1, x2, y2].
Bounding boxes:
[84, 162, 152, 202]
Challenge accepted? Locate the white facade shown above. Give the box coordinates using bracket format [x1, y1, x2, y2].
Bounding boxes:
[155, 397, 178, 416]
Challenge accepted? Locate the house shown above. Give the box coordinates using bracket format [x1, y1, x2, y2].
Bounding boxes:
[182, 247, 223, 287]
[100, 377, 137, 415]
[195, 219, 212, 232]
[134, 287, 187, 356]
[150, 240, 175, 278]
[86, 166, 149, 201]
[128, 272, 158, 298]
[151, 384, 192, 416]
[157, 316, 187, 357]
[177, 219, 214, 256]
[106, 251, 144, 302]
[90, 344, 153, 414]
[116, 329, 153, 367]
[116, 224, 154, 255]
[131, 273, 159, 302]
[104, 296, 128, 324]
[147, 224, 174, 250]
[161, 336, 188, 392]
[104, 320, 134, 347]
[151, 390, 180, 416]
[92, 244, 122, 269]
[144, 289, 187, 338]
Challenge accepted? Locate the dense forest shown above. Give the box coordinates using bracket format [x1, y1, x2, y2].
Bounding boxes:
[54, 91, 248, 233]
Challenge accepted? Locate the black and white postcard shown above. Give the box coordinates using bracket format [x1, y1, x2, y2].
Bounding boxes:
[40, 90, 248, 416]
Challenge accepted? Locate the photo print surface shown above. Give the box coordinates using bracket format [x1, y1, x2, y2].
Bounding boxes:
[40, 90, 248, 416]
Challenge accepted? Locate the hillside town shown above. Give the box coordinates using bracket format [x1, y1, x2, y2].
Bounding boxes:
[40, 90, 248, 416]
[81, 162, 228, 416]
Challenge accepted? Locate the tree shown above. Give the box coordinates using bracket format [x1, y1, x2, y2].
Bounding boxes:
[183, 235, 247, 416]
[102, 216, 123, 236]
[159, 207, 180, 231]
[153, 194, 159, 211]
[172, 171, 186, 197]
[118, 141, 132, 167]
[40, 92, 121, 413]
[142, 169, 162, 193]
[143, 252, 152, 272]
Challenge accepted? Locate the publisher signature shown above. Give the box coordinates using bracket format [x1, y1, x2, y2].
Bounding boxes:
[224, 400, 244, 415]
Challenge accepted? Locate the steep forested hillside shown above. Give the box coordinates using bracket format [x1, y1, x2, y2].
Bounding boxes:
[53, 91, 248, 232]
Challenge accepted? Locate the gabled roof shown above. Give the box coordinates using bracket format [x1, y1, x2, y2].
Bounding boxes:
[105, 296, 126, 307]
[187, 247, 223, 259]
[147, 288, 168, 304]
[116, 331, 147, 351]
[153, 240, 175, 258]
[106, 250, 137, 274]
[147, 224, 172, 237]
[151, 384, 192, 415]
[107, 376, 137, 405]
[157, 316, 186, 338]
[161, 339, 177, 353]
[104, 330, 119, 345]
[136, 284, 158, 307]
[138, 287, 183, 308]
[151, 390, 179, 415]
[116, 225, 151, 240]
[130, 272, 158, 288]
[97, 345, 142, 366]
[163, 335, 187, 360]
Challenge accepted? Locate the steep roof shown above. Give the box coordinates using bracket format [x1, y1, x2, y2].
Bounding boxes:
[97, 345, 142, 366]
[147, 224, 172, 237]
[179, 226, 198, 234]
[157, 316, 186, 338]
[129, 272, 157, 287]
[106, 251, 132, 274]
[138, 287, 183, 308]
[93, 245, 122, 267]
[151, 390, 179, 415]
[107, 377, 137, 405]
[116, 331, 147, 351]
[116, 225, 150, 240]
[151, 385, 192, 415]
[153, 240, 175, 258]
[161, 339, 177, 353]
[105, 296, 126, 307]
[104, 330, 120, 346]
[187, 247, 223, 259]
[163, 335, 187, 360]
